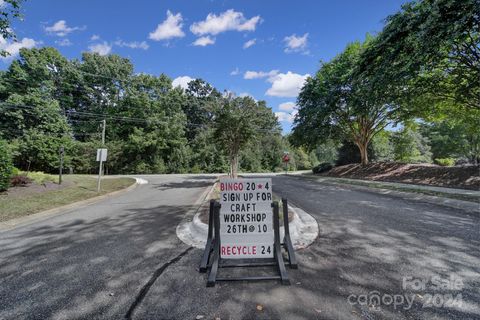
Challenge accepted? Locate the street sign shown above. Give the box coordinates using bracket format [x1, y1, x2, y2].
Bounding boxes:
[96, 148, 108, 162]
[219, 178, 273, 259]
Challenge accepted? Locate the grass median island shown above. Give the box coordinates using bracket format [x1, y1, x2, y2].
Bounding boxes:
[0, 175, 135, 222]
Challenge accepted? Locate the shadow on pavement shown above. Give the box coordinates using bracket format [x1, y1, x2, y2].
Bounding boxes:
[0, 204, 195, 320]
[152, 176, 215, 191]
[133, 204, 480, 319]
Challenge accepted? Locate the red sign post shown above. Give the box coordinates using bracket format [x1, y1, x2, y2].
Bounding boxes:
[282, 152, 290, 174]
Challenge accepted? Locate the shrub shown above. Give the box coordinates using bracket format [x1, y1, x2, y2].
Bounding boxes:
[10, 175, 33, 187]
[312, 162, 333, 174]
[22, 171, 57, 184]
[434, 158, 455, 166]
[11, 167, 20, 176]
[0, 140, 14, 191]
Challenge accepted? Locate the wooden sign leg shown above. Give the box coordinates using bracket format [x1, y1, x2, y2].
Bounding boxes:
[207, 202, 221, 287]
[200, 200, 215, 273]
[282, 198, 298, 269]
[273, 201, 290, 285]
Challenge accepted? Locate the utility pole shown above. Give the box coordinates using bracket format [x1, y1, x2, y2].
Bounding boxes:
[97, 119, 106, 192]
[59, 146, 64, 185]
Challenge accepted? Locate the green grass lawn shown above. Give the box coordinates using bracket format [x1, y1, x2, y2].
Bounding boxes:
[0, 175, 135, 222]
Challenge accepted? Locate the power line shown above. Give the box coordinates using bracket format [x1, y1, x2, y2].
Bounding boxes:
[0, 103, 281, 133]
[0, 128, 101, 137]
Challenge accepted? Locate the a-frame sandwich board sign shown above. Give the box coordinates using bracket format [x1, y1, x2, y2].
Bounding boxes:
[202, 178, 290, 287]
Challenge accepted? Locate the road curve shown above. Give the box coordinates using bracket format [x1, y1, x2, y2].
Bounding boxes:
[1, 174, 479, 320]
[133, 174, 480, 320]
[0, 174, 217, 320]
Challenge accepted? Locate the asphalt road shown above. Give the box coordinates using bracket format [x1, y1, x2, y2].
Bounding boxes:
[1, 174, 479, 320]
[0, 174, 216, 320]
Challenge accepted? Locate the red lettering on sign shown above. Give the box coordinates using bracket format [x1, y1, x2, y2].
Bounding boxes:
[221, 245, 258, 256]
[220, 182, 244, 191]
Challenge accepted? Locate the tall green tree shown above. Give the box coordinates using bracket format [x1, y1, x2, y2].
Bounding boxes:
[370, 130, 394, 162]
[0, 139, 13, 191]
[0, 0, 24, 57]
[0, 46, 284, 175]
[392, 124, 432, 163]
[183, 79, 221, 141]
[420, 120, 480, 164]
[293, 40, 403, 165]
[359, 0, 480, 111]
[213, 95, 278, 177]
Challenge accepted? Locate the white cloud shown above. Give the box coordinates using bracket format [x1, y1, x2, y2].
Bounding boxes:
[45, 20, 85, 37]
[88, 42, 112, 55]
[55, 38, 72, 47]
[284, 33, 309, 54]
[243, 38, 256, 49]
[239, 92, 257, 101]
[243, 69, 278, 80]
[149, 10, 185, 41]
[0, 37, 38, 60]
[266, 71, 309, 97]
[90, 34, 100, 41]
[278, 102, 296, 112]
[114, 40, 149, 50]
[190, 9, 261, 36]
[172, 76, 194, 90]
[192, 36, 215, 46]
[275, 110, 298, 123]
[230, 67, 240, 76]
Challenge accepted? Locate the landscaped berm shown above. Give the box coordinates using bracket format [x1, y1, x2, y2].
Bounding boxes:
[320, 162, 480, 190]
[0, 173, 135, 222]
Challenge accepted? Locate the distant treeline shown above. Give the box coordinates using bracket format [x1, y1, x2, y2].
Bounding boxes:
[0, 47, 318, 174]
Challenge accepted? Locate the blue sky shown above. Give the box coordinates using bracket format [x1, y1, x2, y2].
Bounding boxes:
[2, 0, 407, 132]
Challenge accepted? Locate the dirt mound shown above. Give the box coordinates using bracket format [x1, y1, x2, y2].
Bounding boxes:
[322, 162, 480, 190]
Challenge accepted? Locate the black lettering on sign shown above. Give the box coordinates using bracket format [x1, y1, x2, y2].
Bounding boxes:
[257, 224, 268, 232]
[242, 193, 254, 201]
[256, 193, 272, 201]
[246, 182, 256, 191]
[223, 193, 241, 201]
[224, 213, 267, 223]
[226, 224, 249, 234]
[229, 203, 257, 212]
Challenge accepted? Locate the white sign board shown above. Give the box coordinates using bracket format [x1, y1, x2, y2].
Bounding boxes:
[219, 178, 273, 259]
[96, 148, 108, 162]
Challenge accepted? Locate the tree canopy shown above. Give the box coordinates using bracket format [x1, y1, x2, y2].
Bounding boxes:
[292, 0, 479, 166]
[292, 40, 404, 165]
[0, 47, 307, 175]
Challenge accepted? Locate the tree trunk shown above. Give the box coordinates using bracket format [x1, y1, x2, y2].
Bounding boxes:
[357, 142, 369, 165]
[230, 154, 239, 178]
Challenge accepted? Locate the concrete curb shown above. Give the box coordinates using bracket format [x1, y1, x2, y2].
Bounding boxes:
[282, 202, 319, 249]
[0, 177, 141, 231]
[176, 181, 217, 248]
[176, 195, 319, 250]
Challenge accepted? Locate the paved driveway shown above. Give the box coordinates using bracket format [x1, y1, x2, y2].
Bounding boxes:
[0, 174, 216, 320]
[133, 175, 480, 320]
[1, 174, 479, 320]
